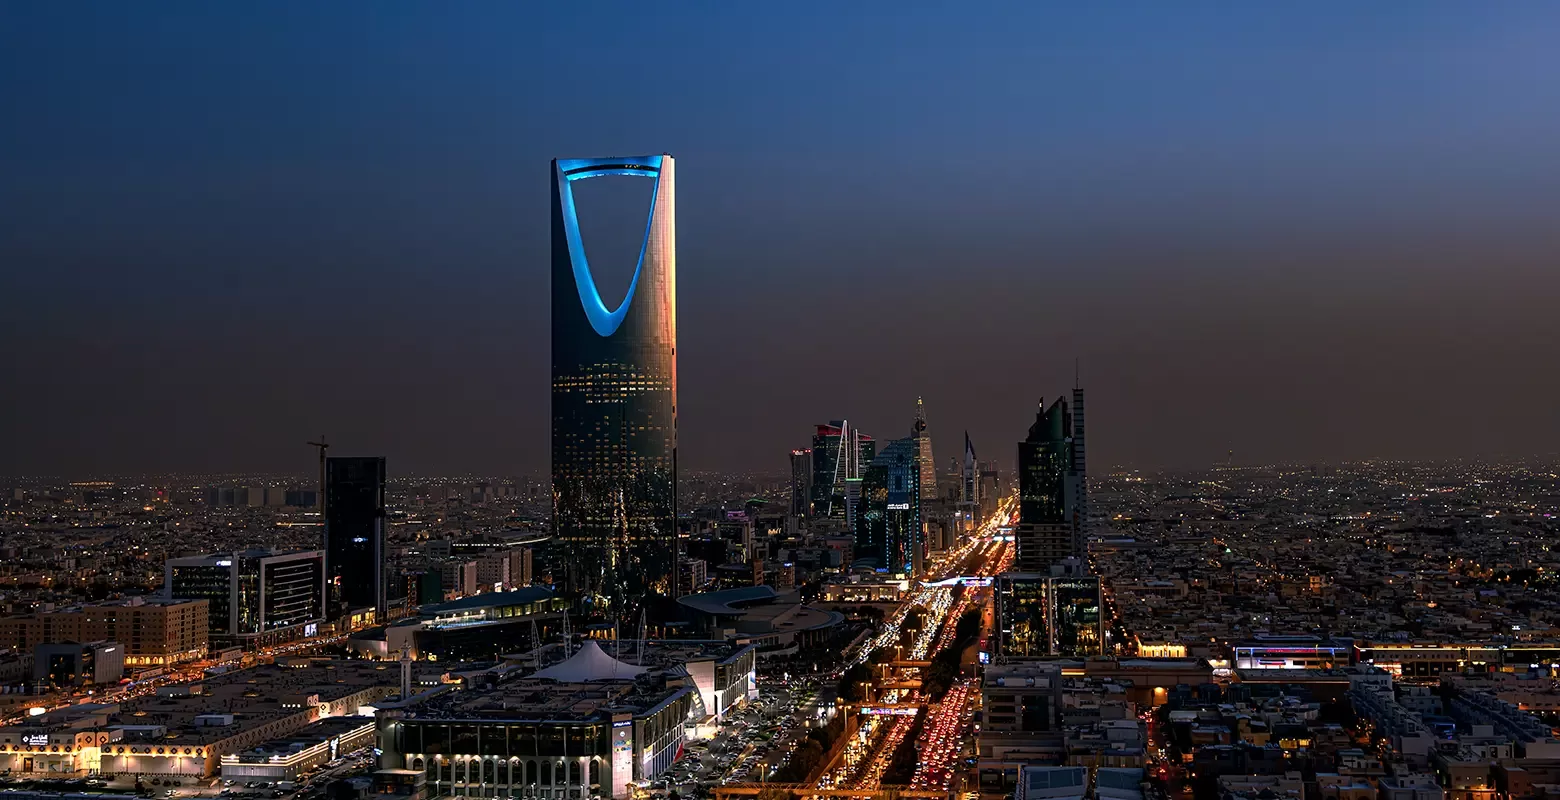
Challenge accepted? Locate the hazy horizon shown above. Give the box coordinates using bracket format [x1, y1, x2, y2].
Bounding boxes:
[4, 4, 1559, 476]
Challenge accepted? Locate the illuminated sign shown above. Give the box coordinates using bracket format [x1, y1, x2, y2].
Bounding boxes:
[859, 706, 919, 716]
[611, 718, 634, 799]
[22, 735, 48, 746]
[887, 503, 911, 510]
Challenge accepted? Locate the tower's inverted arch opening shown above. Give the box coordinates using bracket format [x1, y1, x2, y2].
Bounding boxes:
[567, 174, 658, 310]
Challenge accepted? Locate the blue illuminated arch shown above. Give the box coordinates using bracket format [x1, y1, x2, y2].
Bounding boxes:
[555, 155, 665, 337]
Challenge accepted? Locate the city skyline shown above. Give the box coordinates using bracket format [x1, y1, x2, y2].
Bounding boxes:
[5, 7, 1560, 800]
[5, 4, 1560, 477]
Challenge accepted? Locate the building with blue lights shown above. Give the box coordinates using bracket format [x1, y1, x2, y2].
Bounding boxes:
[810, 421, 874, 522]
[550, 156, 678, 616]
[856, 436, 923, 576]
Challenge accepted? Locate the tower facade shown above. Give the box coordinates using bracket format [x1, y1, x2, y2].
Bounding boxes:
[325, 456, 386, 619]
[856, 436, 923, 576]
[789, 449, 813, 517]
[551, 156, 678, 614]
[912, 398, 938, 503]
[1068, 384, 1087, 543]
[1015, 399, 1081, 572]
[810, 421, 874, 521]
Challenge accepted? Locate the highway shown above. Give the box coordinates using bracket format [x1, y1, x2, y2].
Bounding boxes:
[824, 497, 1017, 794]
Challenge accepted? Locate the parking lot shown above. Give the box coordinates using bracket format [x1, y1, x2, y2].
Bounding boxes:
[651, 676, 824, 797]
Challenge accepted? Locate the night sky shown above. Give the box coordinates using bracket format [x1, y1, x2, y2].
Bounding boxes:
[4, 3, 1560, 477]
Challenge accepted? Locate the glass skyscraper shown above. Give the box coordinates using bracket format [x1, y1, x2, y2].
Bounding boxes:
[856, 436, 923, 575]
[1016, 398, 1080, 573]
[550, 156, 677, 615]
[166, 549, 326, 646]
[810, 421, 874, 521]
[325, 456, 386, 618]
[789, 449, 813, 517]
[913, 398, 937, 503]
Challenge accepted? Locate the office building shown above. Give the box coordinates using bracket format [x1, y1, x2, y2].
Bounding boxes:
[789, 448, 813, 517]
[1049, 575, 1104, 656]
[551, 155, 678, 614]
[345, 587, 570, 662]
[979, 461, 1000, 519]
[913, 398, 938, 503]
[996, 573, 1050, 659]
[1069, 384, 1087, 540]
[978, 661, 1067, 798]
[810, 421, 875, 521]
[325, 456, 387, 619]
[856, 436, 924, 575]
[962, 433, 980, 511]
[166, 550, 326, 647]
[0, 598, 208, 667]
[33, 640, 124, 687]
[1015, 398, 1083, 572]
[996, 573, 1104, 659]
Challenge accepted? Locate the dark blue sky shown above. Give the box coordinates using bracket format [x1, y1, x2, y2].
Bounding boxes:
[4, 3, 1559, 476]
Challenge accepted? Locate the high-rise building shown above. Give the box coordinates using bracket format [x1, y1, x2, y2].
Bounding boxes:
[979, 461, 1000, 520]
[913, 398, 937, 503]
[325, 456, 387, 618]
[1068, 384, 1087, 542]
[789, 449, 813, 517]
[995, 573, 1104, 659]
[810, 421, 874, 521]
[995, 573, 1050, 659]
[856, 436, 924, 575]
[166, 549, 326, 646]
[1015, 399, 1082, 572]
[1049, 575, 1103, 656]
[551, 155, 678, 615]
[962, 433, 979, 507]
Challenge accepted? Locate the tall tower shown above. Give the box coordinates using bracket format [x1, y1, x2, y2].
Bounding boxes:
[550, 155, 678, 616]
[810, 421, 874, 521]
[789, 449, 813, 517]
[1069, 376, 1087, 544]
[857, 436, 923, 576]
[325, 456, 386, 619]
[912, 398, 938, 503]
[1015, 399, 1077, 572]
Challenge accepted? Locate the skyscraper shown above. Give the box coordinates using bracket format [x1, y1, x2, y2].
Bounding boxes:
[912, 398, 937, 503]
[1015, 398, 1081, 572]
[810, 421, 874, 521]
[550, 155, 678, 615]
[325, 456, 386, 619]
[856, 436, 923, 576]
[1069, 383, 1087, 543]
[789, 449, 813, 517]
[962, 433, 978, 504]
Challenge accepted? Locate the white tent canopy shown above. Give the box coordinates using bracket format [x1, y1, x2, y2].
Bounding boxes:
[532, 640, 647, 681]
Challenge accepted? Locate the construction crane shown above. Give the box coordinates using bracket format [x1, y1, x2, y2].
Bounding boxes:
[306, 436, 329, 518]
